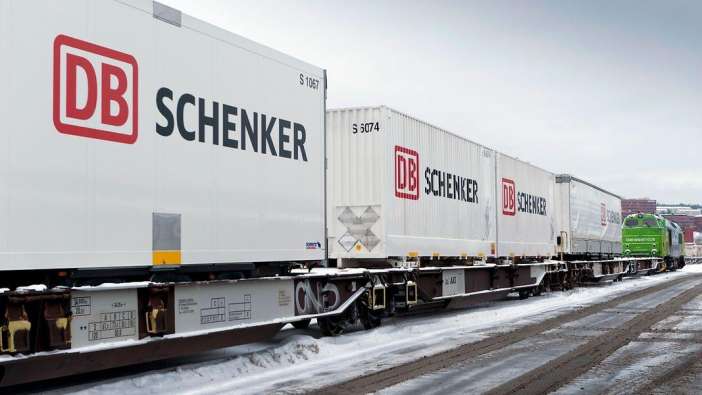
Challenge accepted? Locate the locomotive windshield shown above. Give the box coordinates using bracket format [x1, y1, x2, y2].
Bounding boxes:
[625, 218, 639, 227]
[643, 218, 658, 227]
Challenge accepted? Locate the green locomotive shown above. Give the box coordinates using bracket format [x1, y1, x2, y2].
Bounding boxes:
[622, 213, 685, 270]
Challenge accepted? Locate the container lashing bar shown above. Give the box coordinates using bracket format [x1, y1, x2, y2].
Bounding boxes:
[1, 304, 31, 353]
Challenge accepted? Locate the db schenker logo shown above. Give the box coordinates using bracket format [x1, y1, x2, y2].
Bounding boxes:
[502, 178, 516, 216]
[53, 34, 138, 144]
[394, 145, 419, 200]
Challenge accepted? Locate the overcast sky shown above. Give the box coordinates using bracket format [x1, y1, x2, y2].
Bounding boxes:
[162, 0, 701, 204]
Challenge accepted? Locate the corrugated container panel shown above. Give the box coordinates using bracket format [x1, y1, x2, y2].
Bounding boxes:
[0, 1, 8, 254]
[326, 107, 387, 259]
[327, 107, 386, 208]
[555, 182, 572, 254]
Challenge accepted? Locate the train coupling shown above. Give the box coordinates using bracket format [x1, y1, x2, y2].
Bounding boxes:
[1, 304, 31, 353]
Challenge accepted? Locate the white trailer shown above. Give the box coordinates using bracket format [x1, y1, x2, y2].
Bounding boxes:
[555, 175, 622, 256]
[496, 154, 557, 258]
[685, 243, 702, 258]
[0, 0, 326, 271]
[326, 106, 497, 265]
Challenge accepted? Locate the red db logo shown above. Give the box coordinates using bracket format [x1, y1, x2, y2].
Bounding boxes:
[53, 35, 138, 144]
[395, 146, 419, 200]
[502, 178, 516, 216]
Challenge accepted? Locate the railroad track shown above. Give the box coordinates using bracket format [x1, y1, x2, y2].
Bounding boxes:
[312, 274, 702, 394]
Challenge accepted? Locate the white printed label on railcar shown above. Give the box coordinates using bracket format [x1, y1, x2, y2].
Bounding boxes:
[442, 269, 466, 296]
[70, 289, 139, 348]
[173, 280, 295, 334]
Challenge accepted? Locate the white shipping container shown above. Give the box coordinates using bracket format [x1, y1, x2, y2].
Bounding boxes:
[327, 106, 497, 262]
[0, 0, 326, 270]
[685, 243, 702, 257]
[496, 154, 557, 258]
[555, 175, 622, 255]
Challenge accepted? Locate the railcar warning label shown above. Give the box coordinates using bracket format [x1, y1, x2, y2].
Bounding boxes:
[173, 280, 295, 334]
[88, 311, 137, 341]
[200, 298, 226, 324]
[70, 289, 139, 348]
[442, 269, 466, 296]
[71, 296, 92, 316]
[178, 297, 197, 314]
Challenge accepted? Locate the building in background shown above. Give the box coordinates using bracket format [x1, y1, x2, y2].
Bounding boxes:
[657, 206, 702, 216]
[652, 202, 702, 236]
[684, 227, 696, 243]
[622, 198, 656, 217]
[663, 214, 697, 230]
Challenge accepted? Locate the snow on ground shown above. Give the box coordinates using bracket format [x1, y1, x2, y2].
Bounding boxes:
[683, 263, 702, 274]
[380, 275, 702, 395]
[552, 292, 702, 395]
[43, 268, 698, 395]
[379, 330, 588, 395]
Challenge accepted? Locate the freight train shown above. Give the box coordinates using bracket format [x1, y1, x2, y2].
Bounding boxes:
[622, 213, 685, 270]
[0, 0, 664, 386]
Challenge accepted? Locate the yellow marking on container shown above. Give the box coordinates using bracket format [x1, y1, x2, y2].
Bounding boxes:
[432, 252, 440, 257]
[153, 250, 182, 265]
[460, 252, 468, 257]
[408, 251, 419, 258]
[478, 252, 485, 257]
[355, 243, 363, 252]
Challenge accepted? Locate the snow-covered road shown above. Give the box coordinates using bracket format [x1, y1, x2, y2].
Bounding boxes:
[381, 273, 702, 394]
[28, 266, 702, 395]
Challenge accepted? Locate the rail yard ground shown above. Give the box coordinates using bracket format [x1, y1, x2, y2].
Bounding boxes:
[13, 265, 702, 395]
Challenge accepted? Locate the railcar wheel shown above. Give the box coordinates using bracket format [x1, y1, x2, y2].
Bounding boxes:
[291, 319, 311, 330]
[532, 284, 543, 297]
[359, 302, 382, 330]
[518, 290, 530, 300]
[318, 316, 346, 336]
